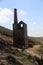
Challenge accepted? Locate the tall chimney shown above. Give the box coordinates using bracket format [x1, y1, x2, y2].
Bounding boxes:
[14, 8, 18, 24]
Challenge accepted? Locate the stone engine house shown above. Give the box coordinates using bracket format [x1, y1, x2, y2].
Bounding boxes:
[13, 9, 28, 49]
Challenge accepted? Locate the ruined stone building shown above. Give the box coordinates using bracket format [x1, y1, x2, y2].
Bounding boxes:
[13, 9, 28, 49]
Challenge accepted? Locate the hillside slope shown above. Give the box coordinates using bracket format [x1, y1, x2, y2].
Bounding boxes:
[28, 36, 43, 44]
[0, 26, 13, 37]
[0, 26, 43, 44]
[0, 26, 43, 65]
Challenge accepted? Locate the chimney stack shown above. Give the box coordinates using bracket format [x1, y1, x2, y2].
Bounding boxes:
[14, 8, 18, 24]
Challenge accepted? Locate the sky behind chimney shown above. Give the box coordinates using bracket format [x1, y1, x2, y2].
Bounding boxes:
[0, 0, 43, 37]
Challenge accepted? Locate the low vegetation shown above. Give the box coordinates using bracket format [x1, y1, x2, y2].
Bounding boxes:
[0, 26, 13, 37]
[0, 26, 43, 44]
[6, 55, 23, 65]
[0, 26, 43, 65]
[37, 45, 43, 54]
[0, 56, 6, 60]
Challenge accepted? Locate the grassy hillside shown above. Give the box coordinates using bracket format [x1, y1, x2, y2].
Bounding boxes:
[0, 26, 43, 44]
[0, 26, 13, 37]
[0, 37, 39, 65]
[0, 38, 37, 65]
[0, 26, 43, 65]
[28, 37, 43, 44]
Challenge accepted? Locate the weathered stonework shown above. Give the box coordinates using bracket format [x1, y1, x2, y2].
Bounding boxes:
[13, 9, 28, 49]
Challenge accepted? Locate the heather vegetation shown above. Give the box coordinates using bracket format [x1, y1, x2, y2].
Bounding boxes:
[0, 26, 13, 37]
[0, 26, 43, 65]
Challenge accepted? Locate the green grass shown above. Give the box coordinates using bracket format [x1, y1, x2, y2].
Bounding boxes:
[6, 55, 23, 65]
[0, 47, 36, 65]
[7, 48, 35, 65]
[21, 55, 35, 65]
[0, 56, 6, 60]
[13, 49, 27, 57]
[37, 45, 43, 54]
[8, 61, 23, 65]
[12, 49, 36, 65]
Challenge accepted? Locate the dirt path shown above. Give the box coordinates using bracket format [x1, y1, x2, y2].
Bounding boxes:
[25, 45, 41, 59]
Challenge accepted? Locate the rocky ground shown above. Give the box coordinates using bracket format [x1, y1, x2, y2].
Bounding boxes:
[0, 33, 43, 65]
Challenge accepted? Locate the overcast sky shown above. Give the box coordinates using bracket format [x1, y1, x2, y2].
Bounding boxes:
[0, 0, 43, 37]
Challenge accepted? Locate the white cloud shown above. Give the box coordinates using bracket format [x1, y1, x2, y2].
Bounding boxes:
[0, 8, 13, 23]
